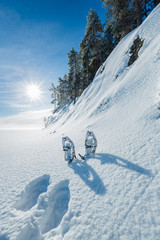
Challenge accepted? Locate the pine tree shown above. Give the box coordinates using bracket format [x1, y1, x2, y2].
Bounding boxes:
[86, 9, 104, 80]
[68, 48, 82, 104]
[132, 0, 158, 25]
[49, 74, 71, 109]
[49, 83, 58, 108]
[62, 74, 71, 104]
[101, 22, 117, 62]
[80, 36, 90, 90]
[153, 0, 159, 6]
[101, 0, 158, 38]
[101, 0, 135, 41]
[57, 76, 70, 107]
[132, 0, 143, 26]
[80, 9, 104, 89]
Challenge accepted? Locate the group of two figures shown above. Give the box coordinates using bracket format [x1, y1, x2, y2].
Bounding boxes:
[62, 131, 97, 163]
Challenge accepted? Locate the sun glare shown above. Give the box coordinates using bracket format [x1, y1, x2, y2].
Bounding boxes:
[26, 84, 41, 101]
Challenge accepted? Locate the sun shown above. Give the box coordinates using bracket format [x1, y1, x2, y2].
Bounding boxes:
[26, 83, 41, 101]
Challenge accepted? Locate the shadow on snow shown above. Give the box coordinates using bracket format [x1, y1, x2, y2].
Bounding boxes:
[0, 235, 9, 240]
[69, 153, 152, 195]
[95, 153, 152, 177]
[69, 160, 106, 196]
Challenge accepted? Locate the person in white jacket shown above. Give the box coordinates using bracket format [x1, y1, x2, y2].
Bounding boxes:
[85, 131, 97, 157]
[62, 136, 76, 162]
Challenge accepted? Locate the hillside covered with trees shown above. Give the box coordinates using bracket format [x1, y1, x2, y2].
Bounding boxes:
[49, 0, 159, 110]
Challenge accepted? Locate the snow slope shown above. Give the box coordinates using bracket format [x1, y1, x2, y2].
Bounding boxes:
[1, 5, 160, 240]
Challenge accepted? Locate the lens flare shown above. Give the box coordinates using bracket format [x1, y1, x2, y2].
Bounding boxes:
[26, 84, 41, 101]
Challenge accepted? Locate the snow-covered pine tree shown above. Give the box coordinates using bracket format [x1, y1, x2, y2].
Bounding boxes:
[56, 74, 72, 107]
[85, 9, 104, 81]
[131, 0, 159, 27]
[80, 37, 90, 90]
[101, 0, 135, 41]
[49, 83, 58, 109]
[62, 74, 71, 104]
[101, 22, 117, 63]
[49, 74, 71, 109]
[80, 9, 104, 89]
[101, 0, 158, 40]
[68, 48, 82, 104]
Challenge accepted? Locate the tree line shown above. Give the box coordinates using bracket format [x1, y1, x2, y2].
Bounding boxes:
[49, 0, 159, 110]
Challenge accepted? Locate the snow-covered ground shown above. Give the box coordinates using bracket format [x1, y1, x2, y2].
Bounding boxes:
[1, 5, 160, 240]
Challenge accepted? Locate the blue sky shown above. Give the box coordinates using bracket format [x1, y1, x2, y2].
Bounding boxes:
[0, 0, 106, 124]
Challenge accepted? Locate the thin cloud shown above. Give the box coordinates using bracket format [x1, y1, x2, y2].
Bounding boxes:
[0, 100, 30, 108]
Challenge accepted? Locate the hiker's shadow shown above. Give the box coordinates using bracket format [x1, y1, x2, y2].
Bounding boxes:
[69, 160, 106, 195]
[95, 153, 152, 177]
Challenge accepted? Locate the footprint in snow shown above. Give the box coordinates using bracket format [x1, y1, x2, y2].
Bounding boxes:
[14, 174, 50, 211]
[15, 178, 70, 238]
[39, 179, 70, 234]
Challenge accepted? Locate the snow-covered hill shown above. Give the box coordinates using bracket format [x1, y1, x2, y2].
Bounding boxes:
[1, 5, 160, 240]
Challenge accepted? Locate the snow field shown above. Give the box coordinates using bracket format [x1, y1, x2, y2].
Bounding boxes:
[1, 4, 160, 240]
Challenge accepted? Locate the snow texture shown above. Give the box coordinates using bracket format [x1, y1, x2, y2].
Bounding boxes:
[1, 4, 160, 240]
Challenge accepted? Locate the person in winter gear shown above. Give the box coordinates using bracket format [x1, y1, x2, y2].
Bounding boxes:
[85, 131, 97, 157]
[62, 136, 76, 162]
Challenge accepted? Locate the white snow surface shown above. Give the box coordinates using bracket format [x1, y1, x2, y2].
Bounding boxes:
[0, 109, 53, 130]
[1, 5, 160, 240]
